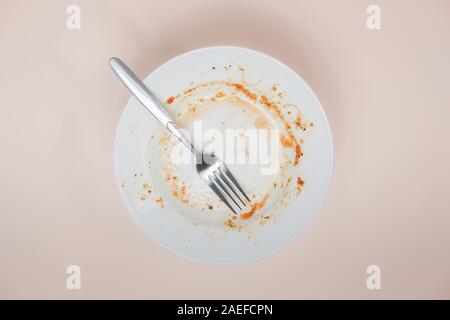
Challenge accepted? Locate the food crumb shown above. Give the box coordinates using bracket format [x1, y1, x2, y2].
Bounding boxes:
[156, 197, 164, 208]
[259, 215, 271, 225]
[294, 115, 302, 129]
[224, 218, 242, 232]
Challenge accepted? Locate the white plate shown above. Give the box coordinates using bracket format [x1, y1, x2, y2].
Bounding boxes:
[115, 46, 333, 264]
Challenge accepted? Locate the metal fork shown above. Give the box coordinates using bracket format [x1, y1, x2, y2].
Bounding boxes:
[109, 57, 251, 214]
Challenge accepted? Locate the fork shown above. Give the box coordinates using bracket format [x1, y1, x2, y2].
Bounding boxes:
[109, 57, 251, 214]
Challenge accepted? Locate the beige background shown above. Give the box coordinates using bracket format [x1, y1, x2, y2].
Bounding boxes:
[1, 0, 449, 299]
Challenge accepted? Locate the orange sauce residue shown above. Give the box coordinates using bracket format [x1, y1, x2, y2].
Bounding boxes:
[297, 177, 304, 195]
[240, 194, 269, 220]
[216, 91, 226, 98]
[165, 80, 224, 106]
[166, 96, 175, 105]
[280, 135, 294, 148]
[294, 114, 302, 129]
[184, 87, 196, 95]
[180, 185, 187, 198]
[261, 95, 302, 166]
[227, 82, 257, 101]
[159, 134, 171, 144]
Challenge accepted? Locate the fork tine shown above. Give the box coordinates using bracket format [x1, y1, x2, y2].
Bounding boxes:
[220, 166, 251, 203]
[208, 176, 237, 214]
[213, 171, 242, 210]
[217, 167, 247, 207]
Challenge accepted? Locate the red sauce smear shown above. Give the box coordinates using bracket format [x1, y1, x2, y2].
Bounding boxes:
[260, 95, 302, 166]
[227, 82, 257, 101]
[240, 194, 269, 220]
[166, 96, 175, 105]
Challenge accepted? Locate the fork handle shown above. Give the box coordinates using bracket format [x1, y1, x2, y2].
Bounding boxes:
[109, 57, 201, 159]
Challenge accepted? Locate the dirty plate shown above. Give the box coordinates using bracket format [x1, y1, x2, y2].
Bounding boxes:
[114, 46, 333, 263]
